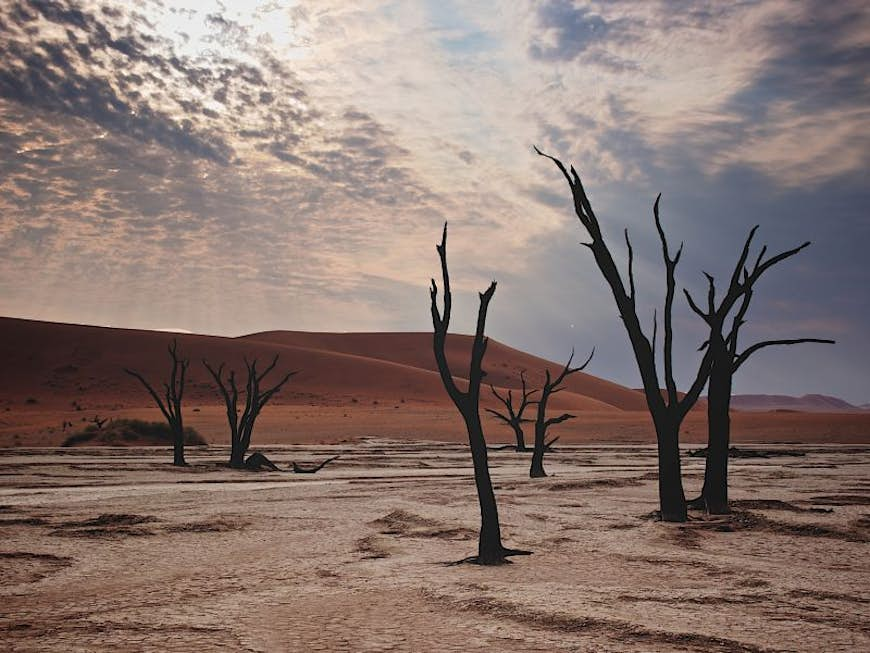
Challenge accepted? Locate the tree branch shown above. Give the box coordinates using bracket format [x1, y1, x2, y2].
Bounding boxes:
[624, 228, 635, 305]
[734, 338, 834, 371]
[545, 413, 576, 428]
[124, 368, 172, 423]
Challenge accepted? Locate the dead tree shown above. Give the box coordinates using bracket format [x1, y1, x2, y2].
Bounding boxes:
[430, 223, 530, 564]
[486, 371, 537, 451]
[684, 231, 834, 514]
[537, 148, 712, 521]
[203, 355, 296, 468]
[91, 415, 108, 430]
[530, 349, 593, 478]
[125, 340, 189, 466]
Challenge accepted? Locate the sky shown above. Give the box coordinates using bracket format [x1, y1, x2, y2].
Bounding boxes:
[0, 0, 868, 403]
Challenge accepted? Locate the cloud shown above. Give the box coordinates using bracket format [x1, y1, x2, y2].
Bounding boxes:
[0, 0, 442, 283]
[525, 0, 870, 188]
[0, 0, 868, 404]
[528, 1, 615, 60]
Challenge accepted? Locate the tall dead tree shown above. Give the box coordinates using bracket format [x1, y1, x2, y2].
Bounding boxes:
[684, 230, 834, 514]
[125, 339, 189, 466]
[530, 349, 593, 478]
[430, 223, 529, 564]
[486, 371, 537, 451]
[537, 148, 712, 521]
[203, 355, 296, 468]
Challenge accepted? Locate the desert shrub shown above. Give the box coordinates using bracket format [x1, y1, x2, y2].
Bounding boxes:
[62, 419, 206, 447]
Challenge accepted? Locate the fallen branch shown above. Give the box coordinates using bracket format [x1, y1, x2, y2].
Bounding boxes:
[291, 455, 340, 474]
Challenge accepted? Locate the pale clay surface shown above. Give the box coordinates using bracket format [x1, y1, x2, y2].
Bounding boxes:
[1, 441, 868, 652]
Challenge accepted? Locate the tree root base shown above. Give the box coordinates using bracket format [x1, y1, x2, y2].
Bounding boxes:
[686, 495, 731, 514]
[447, 547, 532, 566]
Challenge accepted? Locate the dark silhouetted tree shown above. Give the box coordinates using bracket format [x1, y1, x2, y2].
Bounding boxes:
[430, 223, 530, 564]
[203, 355, 296, 468]
[530, 349, 593, 478]
[125, 339, 189, 466]
[536, 148, 712, 521]
[684, 230, 834, 514]
[486, 371, 537, 451]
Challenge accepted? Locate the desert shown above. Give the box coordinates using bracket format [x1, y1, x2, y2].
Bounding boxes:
[1, 317, 868, 652]
[3, 1, 869, 649]
[2, 317, 868, 449]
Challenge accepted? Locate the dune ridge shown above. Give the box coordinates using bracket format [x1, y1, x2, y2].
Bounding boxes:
[1, 316, 869, 446]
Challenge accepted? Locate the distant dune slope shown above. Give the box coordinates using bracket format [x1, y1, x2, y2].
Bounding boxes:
[729, 394, 866, 413]
[0, 317, 640, 412]
[242, 330, 647, 411]
[3, 317, 870, 446]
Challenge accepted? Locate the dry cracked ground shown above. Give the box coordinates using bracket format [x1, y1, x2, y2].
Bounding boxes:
[1, 441, 868, 652]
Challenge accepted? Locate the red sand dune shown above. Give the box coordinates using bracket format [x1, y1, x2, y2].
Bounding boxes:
[1, 316, 868, 446]
[0, 317, 636, 411]
[729, 393, 866, 412]
[241, 329, 648, 411]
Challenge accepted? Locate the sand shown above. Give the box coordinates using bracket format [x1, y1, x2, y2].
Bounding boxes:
[2, 316, 869, 448]
[2, 317, 868, 650]
[1, 441, 868, 652]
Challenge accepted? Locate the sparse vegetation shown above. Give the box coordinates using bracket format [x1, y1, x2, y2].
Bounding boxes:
[61, 419, 206, 447]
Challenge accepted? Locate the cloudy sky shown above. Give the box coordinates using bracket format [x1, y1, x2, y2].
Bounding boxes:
[1, 0, 868, 403]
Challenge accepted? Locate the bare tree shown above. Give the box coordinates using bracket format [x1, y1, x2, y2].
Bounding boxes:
[125, 339, 189, 466]
[530, 349, 593, 478]
[536, 148, 712, 521]
[203, 355, 296, 468]
[430, 223, 530, 564]
[684, 230, 834, 514]
[486, 371, 537, 451]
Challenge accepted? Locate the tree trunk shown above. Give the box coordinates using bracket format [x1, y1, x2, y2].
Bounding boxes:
[701, 362, 731, 514]
[463, 408, 504, 564]
[229, 437, 245, 468]
[530, 414, 547, 478]
[529, 421, 546, 477]
[529, 453, 546, 477]
[654, 416, 686, 521]
[512, 424, 527, 452]
[172, 422, 186, 466]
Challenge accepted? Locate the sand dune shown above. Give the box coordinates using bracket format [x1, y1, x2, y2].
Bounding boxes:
[242, 330, 648, 411]
[1, 316, 868, 446]
[729, 394, 867, 413]
[0, 317, 635, 410]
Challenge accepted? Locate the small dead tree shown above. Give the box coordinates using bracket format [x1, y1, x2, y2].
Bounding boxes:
[684, 230, 834, 514]
[530, 349, 593, 478]
[486, 371, 537, 451]
[203, 355, 296, 468]
[537, 148, 712, 521]
[91, 415, 108, 430]
[125, 340, 189, 466]
[430, 223, 529, 564]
